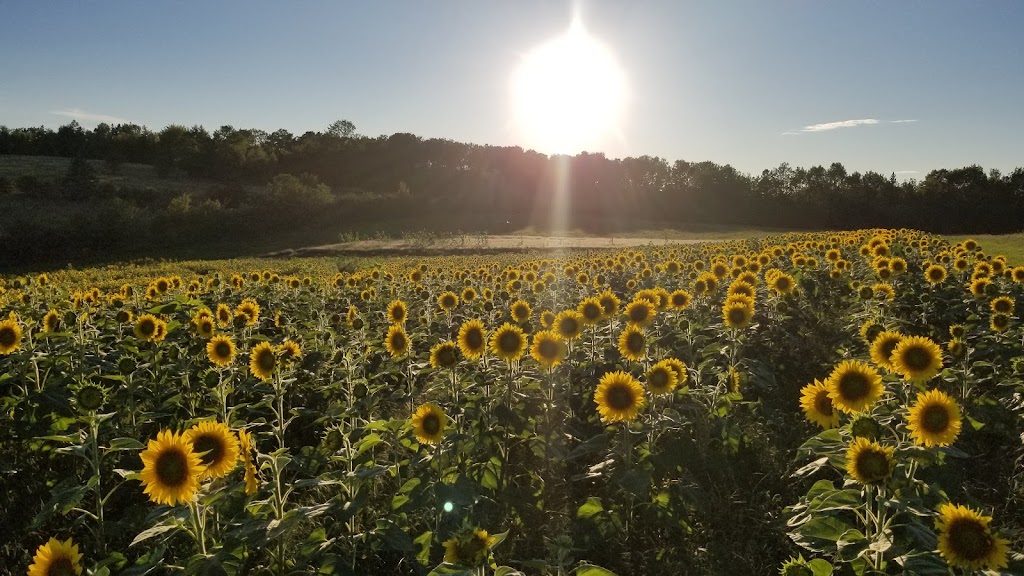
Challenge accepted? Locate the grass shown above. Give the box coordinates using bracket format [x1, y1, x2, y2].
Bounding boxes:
[942, 233, 1024, 265]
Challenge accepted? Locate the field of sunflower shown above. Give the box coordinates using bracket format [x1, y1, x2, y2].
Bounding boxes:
[2, 228, 1023, 575]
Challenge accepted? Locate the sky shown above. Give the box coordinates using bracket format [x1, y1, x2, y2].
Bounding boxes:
[1, 1, 1022, 178]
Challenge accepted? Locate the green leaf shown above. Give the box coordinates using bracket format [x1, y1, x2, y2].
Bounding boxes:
[130, 522, 177, 546]
[798, 516, 854, 541]
[107, 437, 146, 451]
[414, 530, 432, 565]
[494, 567, 525, 576]
[807, 559, 834, 576]
[577, 497, 604, 520]
[575, 565, 617, 576]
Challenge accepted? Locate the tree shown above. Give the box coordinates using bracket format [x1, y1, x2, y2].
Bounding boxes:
[326, 120, 357, 139]
[61, 157, 99, 200]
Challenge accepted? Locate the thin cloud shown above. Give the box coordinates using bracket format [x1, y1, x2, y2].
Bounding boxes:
[782, 118, 919, 135]
[50, 108, 131, 125]
[889, 119, 918, 124]
[893, 170, 919, 174]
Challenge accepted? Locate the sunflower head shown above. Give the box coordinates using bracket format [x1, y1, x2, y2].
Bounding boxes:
[990, 313, 1011, 333]
[799, 380, 839, 429]
[624, 298, 656, 328]
[438, 291, 459, 312]
[859, 319, 885, 344]
[457, 319, 487, 360]
[0, 318, 23, 355]
[139, 429, 206, 506]
[594, 371, 646, 424]
[429, 341, 459, 369]
[869, 331, 904, 371]
[490, 323, 526, 363]
[554, 310, 584, 340]
[890, 335, 943, 382]
[936, 504, 1009, 571]
[660, 358, 688, 385]
[825, 360, 884, 414]
[578, 297, 604, 324]
[646, 361, 680, 395]
[411, 403, 447, 445]
[617, 325, 646, 362]
[249, 342, 278, 381]
[598, 290, 620, 318]
[845, 437, 894, 485]
[207, 335, 236, 367]
[442, 527, 498, 567]
[27, 537, 84, 576]
[73, 382, 107, 413]
[510, 299, 532, 323]
[530, 330, 566, 369]
[385, 325, 410, 358]
[184, 420, 240, 480]
[907, 389, 962, 447]
[722, 300, 753, 329]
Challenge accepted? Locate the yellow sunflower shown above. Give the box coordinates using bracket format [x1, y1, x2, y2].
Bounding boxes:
[935, 503, 1009, 571]
[890, 335, 943, 382]
[906, 389, 962, 447]
[598, 290, 620, 318]
[825, 360, 884, 414]
[617, 325, 646, 362]
[249, 342, 278, 381]
[27, 537, 83, 576]
[206, 335, 236, 367]
[184, 420, 240, 480]
[594, 371, 647, 423]
[845, 437, 893, 485]
[42, 310, 61, 333]
[554, 310, 585, 341]
[139, 429, 206, 506]
[411, 402, 447, 445]
[669, 289, 692, 311]
[924, 263, 947, 284]
[577, 297, 604, 324]
[429, 341, 459, 369]
[722, 300, 753, 329]
[510, 299, 532, 324]
[386, 299, 408, 324]
[490, 322, 526, 363]
[235, 298, 260, 326]
[660, 358, 688, 385]
[869, 331, 903, 371]
[990, 313, 1011, 333]
[237, 428, 259, 496]
[457, 319, 487, 360]
[216, 304, 232, 326]
[646, 361, 680, 395]
[194, 316, 215, 339]
[438, 291, 459, 312]
[133, 314, 164, 342]
[624, 298, 656, 328]
[443, 528, 498, 567]
[385, 324, 410, 358]
[530, 330, 566, 369]
[0, 318, 23, 354]
[278, 340, 302, 364]
[799, 380, 840, 429]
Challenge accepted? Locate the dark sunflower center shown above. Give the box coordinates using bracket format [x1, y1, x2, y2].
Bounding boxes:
[929, 268, 944, 280]
[155, 448, 189, 487]
[46, 316, 59, 330]
[601, 299, 616, 315]
[728, 308, 748, 324]
[77, 386, 104, 410]
[776, 278, 791, 291]
[200, 320, 213, 333]
[538, 339, 559, 359]
[583, 304, 601, 320]
[390, 333, 407, 350]
[626, 332, 645, 353]
[838, 372, 870, 401]
[422, 414, 441, 435]
[814, 393, 833, 416]
[606, 384, 636, 411]
[629, 306, 649, 323]
[559, 318, 579, 335]
[993, 315, 1009, 328]
[391, 309, 404, 321]
[879, 338, 900, 360]
[47, 557, 76, 576]
[921, 404, 950, 433]
[215, 342, 232, 358]
[947, 519, 993, 561]
[649, 369, 670, 389]
[0, 328, 15, 347]
[672, 295, 686, 306]
[192, 434, 225, 467]
[442, 296, 456, 308]
[902, 346, 933, 371]
[855, 450, 889, 483]
[437, 347, 456, 366]
[258, 351, 276, 370]
[514, 306, 528, 319]
[498, 332, 521, 353]
[466, 329, 483, 349]
[139, 320, 155, 336]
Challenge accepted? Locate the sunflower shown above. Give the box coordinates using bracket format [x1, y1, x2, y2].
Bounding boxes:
[530, 330, 566, 369]
[845, 437, 894, 485]
[990, 296, 1014, 315]
[624, 298, 656, 328]
[660, 358, 688, 385]
[411, 403, 447, 445]
[890, 335, 943, 382]
[598, 290, 620, 318]
[539, 309, 555, 329]
[873, 283, 895, 301]
[646, 361, 680, 395]
[207, 335, 236, 367]
[184, 420, 240, 480]
[769, 273, 795, 295]
[906, 389, 962, 447]
[278, 340, 302, 363]
[669, 289, 692, 311]
[249, 342, 277, 381]
[510, 299, 532, 324]
[869, 331, 903, 371]
[554, 310, 584, 341]
[438, 291, 459, 312]
[924, 263, 947, 284]
[133, 314, 164, 342]
[859, 319, 885, 344]
[139, 429, 206, 506]
[799, 380, 840, 429]
[935, 503, 1009, 571]
[490, 322, 526, 363]
[457, 319, 487, 359]
[578, 297, 604, 324]
[443, 528, 498, 567]
[27, 537, 83, 576]
[0, 318, 23, 354]
[385, 325, 410, 358]
[386, 299, 408, 324]
[617, 325, 646, 362]
[429, 340, 459, 369]
[238, 428, 259, 495]
[825, 360, 884, 414]
[42, 310, 61, 333]
[194, 316, 215, 339]
[990, 313, 1011, 333]
[722, 300, 753, 329]
[235, 299, 260, 326]
[594, 371, 647, 423]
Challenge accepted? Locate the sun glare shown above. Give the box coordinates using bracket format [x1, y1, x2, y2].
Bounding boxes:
[512, 19, 627, 155]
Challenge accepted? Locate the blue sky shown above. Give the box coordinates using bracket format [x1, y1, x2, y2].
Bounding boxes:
[1, 1, 1021, 177]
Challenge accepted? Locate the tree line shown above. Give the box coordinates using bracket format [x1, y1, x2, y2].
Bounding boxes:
[0, 120, 1021, 267]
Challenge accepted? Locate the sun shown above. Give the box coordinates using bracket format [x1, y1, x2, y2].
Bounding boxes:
[512, 19, 627, 154]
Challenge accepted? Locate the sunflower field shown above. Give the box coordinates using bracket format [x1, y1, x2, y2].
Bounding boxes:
[2, 228, 1024, 575]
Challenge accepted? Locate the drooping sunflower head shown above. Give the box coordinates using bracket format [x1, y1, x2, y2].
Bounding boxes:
[457, 319, 487, 360]
[799, 380, 840, 429]
[646, 361, 680, 396]
[844, 437, 894, 485]
[869, 331, 904, 371]
[594, 370, 647, 424]
[907, 389, 962, 447]
[249, 342, 278, 381]
[617, 325, 646, 362]
[890, 335, 943, 382]
[278, 340, 302, 364]
[411, 402, 447, 445]
[825, 360, 884, 414]
[530, 330, 566, 369]
[139, 429, 206, 506]
[207, 335, 236, 367]
[510, 299, 532, 324]
[554, 310, 584, 341]
[490, 322, 526, 363]
[27, 537, 84, 576]
[936, 504, 1009, 571]
[429, 341, 459, 369]
[442, 527, 498, 567]
[385, 325, 410, 358]
[184, 420, 240, 480]
[0, 318, 23, 355]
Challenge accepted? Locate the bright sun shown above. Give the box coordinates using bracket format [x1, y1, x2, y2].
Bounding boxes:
[512, 20, 627, 155]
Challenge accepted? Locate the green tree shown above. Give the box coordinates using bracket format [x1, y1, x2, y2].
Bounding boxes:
[61, 156, 99, 200]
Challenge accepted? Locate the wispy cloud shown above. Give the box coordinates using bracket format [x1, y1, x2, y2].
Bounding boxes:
[50, 108, 131, 125]
[893, 170, 919, 174]
[782, 118, 919, 135]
